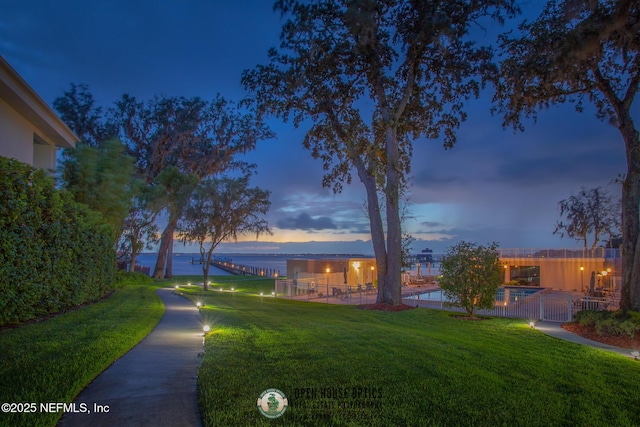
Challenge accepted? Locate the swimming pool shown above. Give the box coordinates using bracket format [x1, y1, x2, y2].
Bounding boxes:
[411, 286, 544, 302]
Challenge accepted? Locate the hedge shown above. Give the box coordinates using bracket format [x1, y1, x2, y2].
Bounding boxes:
[0, 157, 116, 325]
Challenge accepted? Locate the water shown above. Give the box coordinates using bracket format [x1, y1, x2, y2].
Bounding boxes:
[133, 253, 373, 277]
[413, 286, 543, 302]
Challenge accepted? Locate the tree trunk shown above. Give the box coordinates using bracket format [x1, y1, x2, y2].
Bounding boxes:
[619, 111, 640, 312]
[203, 246, 213, 292]
[153, 217, 178, 279]
[620, 165, 640, 311]
[130, 249, 138, 274]
[164, 234, 174, 278]
[353, 159, 388, 303]
[382, 126, 402, 305]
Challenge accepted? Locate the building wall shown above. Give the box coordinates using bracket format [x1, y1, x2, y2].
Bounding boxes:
[287, 258, 377, 288]
[0, 97, 56, 169]
[502, 258, 614, 292]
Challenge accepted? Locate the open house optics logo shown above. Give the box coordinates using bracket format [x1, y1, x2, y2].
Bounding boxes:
[257, 388, 288, 419]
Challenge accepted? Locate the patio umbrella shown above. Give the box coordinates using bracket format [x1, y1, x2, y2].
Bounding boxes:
[589, 271, 596, 295]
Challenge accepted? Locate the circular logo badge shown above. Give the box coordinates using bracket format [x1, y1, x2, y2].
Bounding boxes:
[257, 388, 288, 419]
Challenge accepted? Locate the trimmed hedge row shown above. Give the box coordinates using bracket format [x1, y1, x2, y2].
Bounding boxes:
[0, 157, 116, 326]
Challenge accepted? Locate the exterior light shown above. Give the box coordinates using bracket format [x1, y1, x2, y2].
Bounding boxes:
[580, 267, 584, 271]
[271, 292, 275, 296]
[188, 282, 191, 286]
[353, 262, 360, 269]
[529, 321, 535, 329]
[203, 325, 210, 333]
[326, 267, 331, 274]
[371, 266, 375, 271]
[260, 292, 264, 296]
[174, 285, 179, 290]
[196, 302, 202, 308]
[607, 267, 611, 273]
[601, 271, 608, 277]
[631, 351, 639, 360]
[231, 288, 234, 292]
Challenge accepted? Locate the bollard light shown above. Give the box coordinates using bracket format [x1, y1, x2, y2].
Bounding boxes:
[196, 302, 202, 308]
[529, 321, 535, 329]
[203, 325, 210, 333]
[632, 351, 639, 360]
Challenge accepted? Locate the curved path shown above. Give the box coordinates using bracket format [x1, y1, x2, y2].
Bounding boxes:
[536, 321, 635, 358]
[58, 287, 203, 427]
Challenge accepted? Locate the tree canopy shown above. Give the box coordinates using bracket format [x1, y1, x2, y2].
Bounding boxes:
[553, 186, 620, 249]
[495, 0, 639, 310]
[177, 174, 271, 290]
[243, 0, 517, 304]
[60, 138, 135, 240]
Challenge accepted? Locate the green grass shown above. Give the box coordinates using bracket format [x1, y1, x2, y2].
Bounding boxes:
[0, 281, 164, 427]
[160, 275, 276, 295]
[184, 287, 640, 427]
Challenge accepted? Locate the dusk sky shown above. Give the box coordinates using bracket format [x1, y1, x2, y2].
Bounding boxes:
[0, 1, 631, 254]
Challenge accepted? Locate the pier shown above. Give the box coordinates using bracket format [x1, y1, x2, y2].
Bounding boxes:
[209, 259, 280, 278]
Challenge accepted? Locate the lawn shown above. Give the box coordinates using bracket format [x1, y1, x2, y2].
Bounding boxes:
[0, 280, 164, 427]
[3, 275, 639, 427]
[183, 286, 640, 427]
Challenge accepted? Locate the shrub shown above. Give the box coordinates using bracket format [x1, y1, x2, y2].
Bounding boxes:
[439, 241, 502, 317]
[0, 157, 116, 325]
[575, 310, 608, 327]
[576, 309, 640, 338]
[115, 271, 153, 287]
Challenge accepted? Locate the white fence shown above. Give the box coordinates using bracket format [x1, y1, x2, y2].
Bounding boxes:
[401, 289, 619, 322]
[276, 279, 619, 323]
[275, 279, 378, 304]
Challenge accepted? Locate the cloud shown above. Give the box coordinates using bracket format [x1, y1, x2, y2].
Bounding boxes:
[277, 213, 339, 230]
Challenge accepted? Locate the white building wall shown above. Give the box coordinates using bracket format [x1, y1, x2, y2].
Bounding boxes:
[0, 97, 33, 164]
[0, 97, 57, 169]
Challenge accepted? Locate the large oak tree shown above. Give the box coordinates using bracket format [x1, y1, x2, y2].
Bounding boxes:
[243, 0, 517, 304]
[113, 94, 272, 278]
[177, 173, 271, 290]
[495, 0, 639, 310]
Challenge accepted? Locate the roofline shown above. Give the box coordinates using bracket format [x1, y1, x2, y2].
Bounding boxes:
[0, 54, 78, 148]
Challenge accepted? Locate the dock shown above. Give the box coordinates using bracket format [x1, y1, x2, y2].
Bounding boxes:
[209, 259, 280, 277]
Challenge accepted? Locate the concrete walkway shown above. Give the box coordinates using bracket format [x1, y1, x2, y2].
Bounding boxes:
[535, 321, 637, 359]
[58, 287, 203, 427]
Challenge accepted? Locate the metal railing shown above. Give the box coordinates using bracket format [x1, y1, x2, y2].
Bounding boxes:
[275, 279, 378, 304]
[498, 248, 620, 259]
[402, 288, 620, 323]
